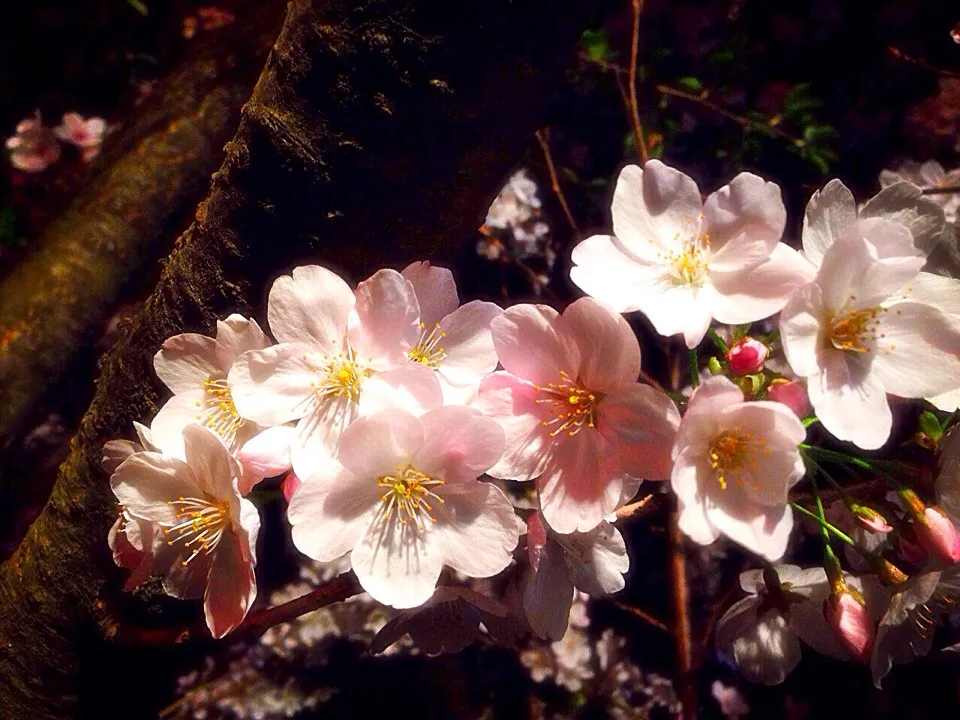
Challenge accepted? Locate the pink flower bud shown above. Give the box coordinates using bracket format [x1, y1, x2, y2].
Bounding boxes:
[766, 379, 811, 418]
[914, 506, 960, 564]
[897, 532, 928, 565]
[849, 504, 892, 534]
[526, 510, 548, 573]
[726, 337, 767, 375]
[824, 587, 874, 663]
[281, 472, 302, 502]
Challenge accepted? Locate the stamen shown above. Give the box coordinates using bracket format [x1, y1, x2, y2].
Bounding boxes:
[308, 335, 371, 403]
[656, 217, 711, 287]
[708, 428, 765, 490]
[196, 378, 246, 447]
[407, 322, 448, 369]
[163, 496, 230, 566]
[534, 369, 600, 437]
[375, 464, 446, 531]
[827, 305, 885, 354]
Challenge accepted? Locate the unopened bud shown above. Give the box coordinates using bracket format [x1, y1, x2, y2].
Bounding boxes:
[913, 506, 960, 564]
[896, 487, 926, 518]
[726, 337, 768, 376]
[707, 356, 723, 375]
[824, 586, 874, 663]
[867, 555, 908, 586]
[766, 379, 811, 419]
[849, 503, 892, 534]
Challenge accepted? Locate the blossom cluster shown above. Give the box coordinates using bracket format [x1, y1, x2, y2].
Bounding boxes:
[105, 158, 960, 689]
[5, 111, 106, 172]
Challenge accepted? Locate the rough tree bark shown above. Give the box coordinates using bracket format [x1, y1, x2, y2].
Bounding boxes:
[0, 0, 596, 717]
[0, 5, 283, 525]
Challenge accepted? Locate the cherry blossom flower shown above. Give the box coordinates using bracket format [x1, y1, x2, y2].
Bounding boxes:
[671, 376, 806, 560]
[103, 422, 158, 591]
[569, 160, 813, 348]
[53, 112, 107, 162]
[400, 261, 502, 403]
[781, 186, 960, 448]
[110, 425, 260, 638]
[474, 297, 680, 533]
[287, 406, 521, 609]
[716, 565, 855, 685]
[5, 112, 60, 172]
[523, 510, 628, 639]
[710, 681, 749, 719]
[152, 314, 285, 493]
[824, 584, 875, 663]
[229, 265, 442, 479]
[880, 160, 960, 225]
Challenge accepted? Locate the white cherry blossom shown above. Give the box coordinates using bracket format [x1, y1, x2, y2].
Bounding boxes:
[671, 376, 806, 560]
[228, 266, 442, 480]
[473, 297, 680, 534]
[400, 261, 502, 403]
[781, 184, 960, 448]
[570, 160, 812, 348]
[109, 425, 260, 638]
[287, 406, 521, 609]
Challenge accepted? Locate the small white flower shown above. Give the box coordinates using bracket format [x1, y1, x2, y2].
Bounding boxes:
[570, 160, 813, 348]
[287, 406, 520, 609]
[880, 160, 960, 225]
[671, 376, 806, 561]
[110, 425, 260, 638]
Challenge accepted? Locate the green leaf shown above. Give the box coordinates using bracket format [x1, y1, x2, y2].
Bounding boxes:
[676, 76, 703, 93]
[919, 411, 944, 442]
[579, 28, 614, 63]
[125, 0, 148, 15]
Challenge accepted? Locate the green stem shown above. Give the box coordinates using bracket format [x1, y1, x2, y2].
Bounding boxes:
[809, 473, 830, 544]
[799, 443, 881, 474]
[707, 328, 728, 354]
[790, 502, 856, 547]
[688, 347, 700, 389]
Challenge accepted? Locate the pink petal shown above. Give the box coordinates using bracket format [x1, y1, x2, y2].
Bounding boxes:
[556, 297, 641, 392]
[154, 333, 221, 394]
[149, 390, 205, 460]
[431, 482, 520, 577]
[491, 304, 575, 386]
[523, 540, 576, 640]
[353, 269, 422, 366]
[358, 363, 443, 418]
[401, 261, 459, 327]
[673, 376, 743, 456]
[110, 452, 202, 526]
[228, 343, 319, 426]
[703, 172, 786, 272]
[204, 531, 257, 638]
[182, 425, 240, 502]
[415, 406, 505, 482]
[596, 383, 679, 479]
[237, 425, 296, 490]
[267, 265, 355, 349]
[215, 314, 270, 368]
[336, 408, 424, 479]
[433, 300, 502, 403]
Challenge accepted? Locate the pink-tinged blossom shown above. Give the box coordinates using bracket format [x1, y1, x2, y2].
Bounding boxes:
[53, 112, 107, 162]
[5, 112, 60, 172]
[109, 425, 260, 638]
[103, 422, 158, 591]
[287, 407, 521, 609]
[228, 266, 443, 480]
[400, 261, 503, 403]
[824, 586, 875, 663]
[152, 314, 281, 493]
[765, 379, 811, 419]
[913, 506, 960, 564]
[281, 471, 302, 502]
[781, 179, 960, 448]
[569, 160, 813, 348]
[523, 510, 628, 640]
[880, 160, 960, 225]
[473, 297, 680, 534]
[671, 376, 806, 560]
[726, 336, 768, 376]
[849, 504, 893, 534]
[710, 681, 749, 719]
[716, 565, 849, 685]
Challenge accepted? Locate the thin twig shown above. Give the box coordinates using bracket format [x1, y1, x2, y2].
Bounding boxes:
[117, 573, 363, 646]
[615, 493, 659, 521]
[656, 84, 802, 144]
[628, 0, 648, 162]
[670, 512, 696, 720]
[922, 185, 960, 195]
[887, 46, 960, 79]
[693, 577, 738, 668]
[613, 599, 671, 633]
[534, 129, 579, 232]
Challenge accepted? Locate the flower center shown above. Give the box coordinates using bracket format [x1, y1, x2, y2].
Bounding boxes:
[827, 306, 884, 353]
[308, 341, 371, 403]
[164, 496, 230, 566]
[407, 321, 447, 369]
[535, 370, 601, 437]
[376, 465, 446, 530]
[197, 378, 246, 446]
[659, 218, 711, 287]
[708, 429, 762, 490]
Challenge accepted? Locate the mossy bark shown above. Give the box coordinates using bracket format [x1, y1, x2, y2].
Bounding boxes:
[0, 0, 596, 716]
[0, 6, 282, 510]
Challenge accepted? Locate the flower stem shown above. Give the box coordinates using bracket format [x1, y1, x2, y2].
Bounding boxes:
[790, 502, 857, 547]
[799, 443, 880, 474]
[688, 347, 700, 389]
[707, 328, 728, 354]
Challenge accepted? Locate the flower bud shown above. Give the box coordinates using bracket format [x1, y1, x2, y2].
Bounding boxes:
[707, 356, 723, 375]
[281, 472, 302, 502]
[824, 586, 874, 663]
[726, 337, 768, 376]
[766, 379, 811, 419]
[913, 506, 960, 564]
[526, 510, 548, 573]
[849, 503, 892, 534]
[867, 555, 908, 586]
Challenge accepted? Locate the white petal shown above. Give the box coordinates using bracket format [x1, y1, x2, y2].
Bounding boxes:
[779, 283, 826, 379]
[215, 314, 270, 368]
[267, 265, 355, 349]
[861, 181, 947, 256]
[673, 376, 743, 455]
[802, 179, 857, 266]
[703, 172, 785, 272]
[401, 261, 458, 328]
[111, 452, 202, 526]
[523, 541, 576, 640]
[706, 491, 794, 561]
[182, 424, 239, 502]
[569, 234, 659, 314]
[149, 391, 205, 460]
[491, 304, 576, 386]
[807, 352, 892, 450]
[432, 481, 520, 577]
[555, 521, 628, 595]
[415, 406, 505, 481]
[611, 161, 704, 260]
[291, 395, 357, 479]
[730, 607, 800, 686]
[229, 343, 320, 426]
[353, 269, 422, 365]
[433, 300, 502, 403]
[358, 364, 443, 418]
[236, 425, 296, 488]
[336, 408, 424, 479]
[672, 450, 721, 545]
[154, 333, 220, 394]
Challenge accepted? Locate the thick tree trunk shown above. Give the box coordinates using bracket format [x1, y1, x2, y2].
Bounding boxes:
[0, 0, 595, 716]
[0, 7, 283, 539]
